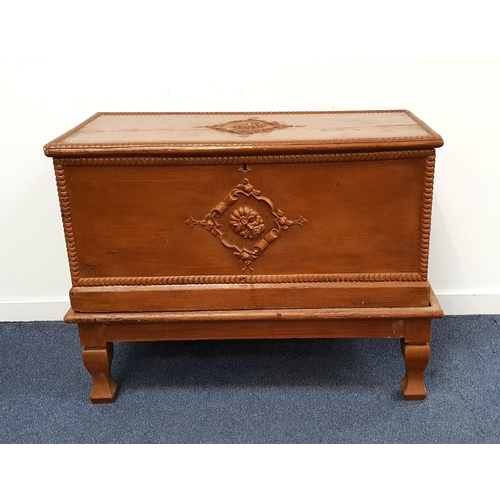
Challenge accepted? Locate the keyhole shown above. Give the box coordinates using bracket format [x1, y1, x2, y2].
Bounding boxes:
[239, 163, 251, 174]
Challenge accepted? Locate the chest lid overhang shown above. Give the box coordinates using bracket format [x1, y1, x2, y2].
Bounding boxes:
[43, 110, 443, 158]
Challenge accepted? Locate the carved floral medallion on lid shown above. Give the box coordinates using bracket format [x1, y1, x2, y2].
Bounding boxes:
[185, 178, 307, 273]
[205, 118, 295, 137]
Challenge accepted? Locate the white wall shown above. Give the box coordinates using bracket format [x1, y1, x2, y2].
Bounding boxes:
[1, 1, 499, 320]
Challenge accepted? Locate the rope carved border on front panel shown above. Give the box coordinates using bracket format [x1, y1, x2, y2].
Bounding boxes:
[54, 163, 80, 285]
[58, 149, 431, 167]
[419, 152, 436, 281]
[56, 150, 435, 286]
[76, 273, 423, 286]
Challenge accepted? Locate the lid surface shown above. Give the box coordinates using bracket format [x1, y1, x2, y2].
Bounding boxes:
[44, 110, 443, 157]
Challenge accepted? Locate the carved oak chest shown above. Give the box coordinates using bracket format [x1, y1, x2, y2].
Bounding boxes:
[44, 111, 444, 402]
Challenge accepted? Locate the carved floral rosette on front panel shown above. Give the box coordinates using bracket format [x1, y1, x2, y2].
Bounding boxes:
[186, 178, 307, 273]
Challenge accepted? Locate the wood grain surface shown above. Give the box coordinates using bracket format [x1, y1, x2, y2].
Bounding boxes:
[46, 110, 443, 402]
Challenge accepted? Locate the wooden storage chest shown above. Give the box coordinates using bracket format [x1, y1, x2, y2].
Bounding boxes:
[44, 110, 444, 402]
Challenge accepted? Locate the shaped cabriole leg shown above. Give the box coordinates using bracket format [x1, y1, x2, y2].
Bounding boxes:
[82, 343, 117, 403]
[399, 340, 431, 400]
[399, 318, 432, 400]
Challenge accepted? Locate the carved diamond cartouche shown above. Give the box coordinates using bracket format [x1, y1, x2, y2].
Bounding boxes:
[185, 178, 307, 273]
[206, 118, 294, 137]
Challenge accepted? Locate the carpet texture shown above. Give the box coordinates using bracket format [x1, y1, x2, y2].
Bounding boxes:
[1, 315, 499, 443]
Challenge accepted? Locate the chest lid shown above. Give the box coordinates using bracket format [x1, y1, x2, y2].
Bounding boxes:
[44, 110, 443, 157]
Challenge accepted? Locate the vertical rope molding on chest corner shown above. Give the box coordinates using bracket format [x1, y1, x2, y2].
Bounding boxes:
[419, 151, 436, 281]
[54, 163, 80, 285]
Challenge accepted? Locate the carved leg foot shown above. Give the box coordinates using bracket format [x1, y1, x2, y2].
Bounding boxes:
[399, 340, 430, 401]
[82, 343, 118, 403]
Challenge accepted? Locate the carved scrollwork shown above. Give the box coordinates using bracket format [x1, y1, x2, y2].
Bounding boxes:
[186, 178, 307, 273]
[185, 215, 220, 236]
[274, 209, 307, 230]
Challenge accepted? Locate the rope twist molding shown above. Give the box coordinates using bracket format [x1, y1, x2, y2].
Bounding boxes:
[57, 150, 432, 166]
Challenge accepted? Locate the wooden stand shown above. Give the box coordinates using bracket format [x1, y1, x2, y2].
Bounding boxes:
[66, 290, 442, 403]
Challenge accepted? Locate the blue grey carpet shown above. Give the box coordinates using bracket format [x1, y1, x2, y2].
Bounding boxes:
[1, 315, 499, 443]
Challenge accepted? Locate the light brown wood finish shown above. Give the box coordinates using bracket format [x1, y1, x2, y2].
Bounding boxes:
[82, 344, 117, 403]
[69, 282, 431, 313]
[45, 111, 443, 403]
[68, 290, 442, 401]
[400, 341, 431, 400]
[44, 111, 443, 157]
[399, 318, 433, 400]
[69, 290, 442, 402]
[65, 288, 443, 324]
